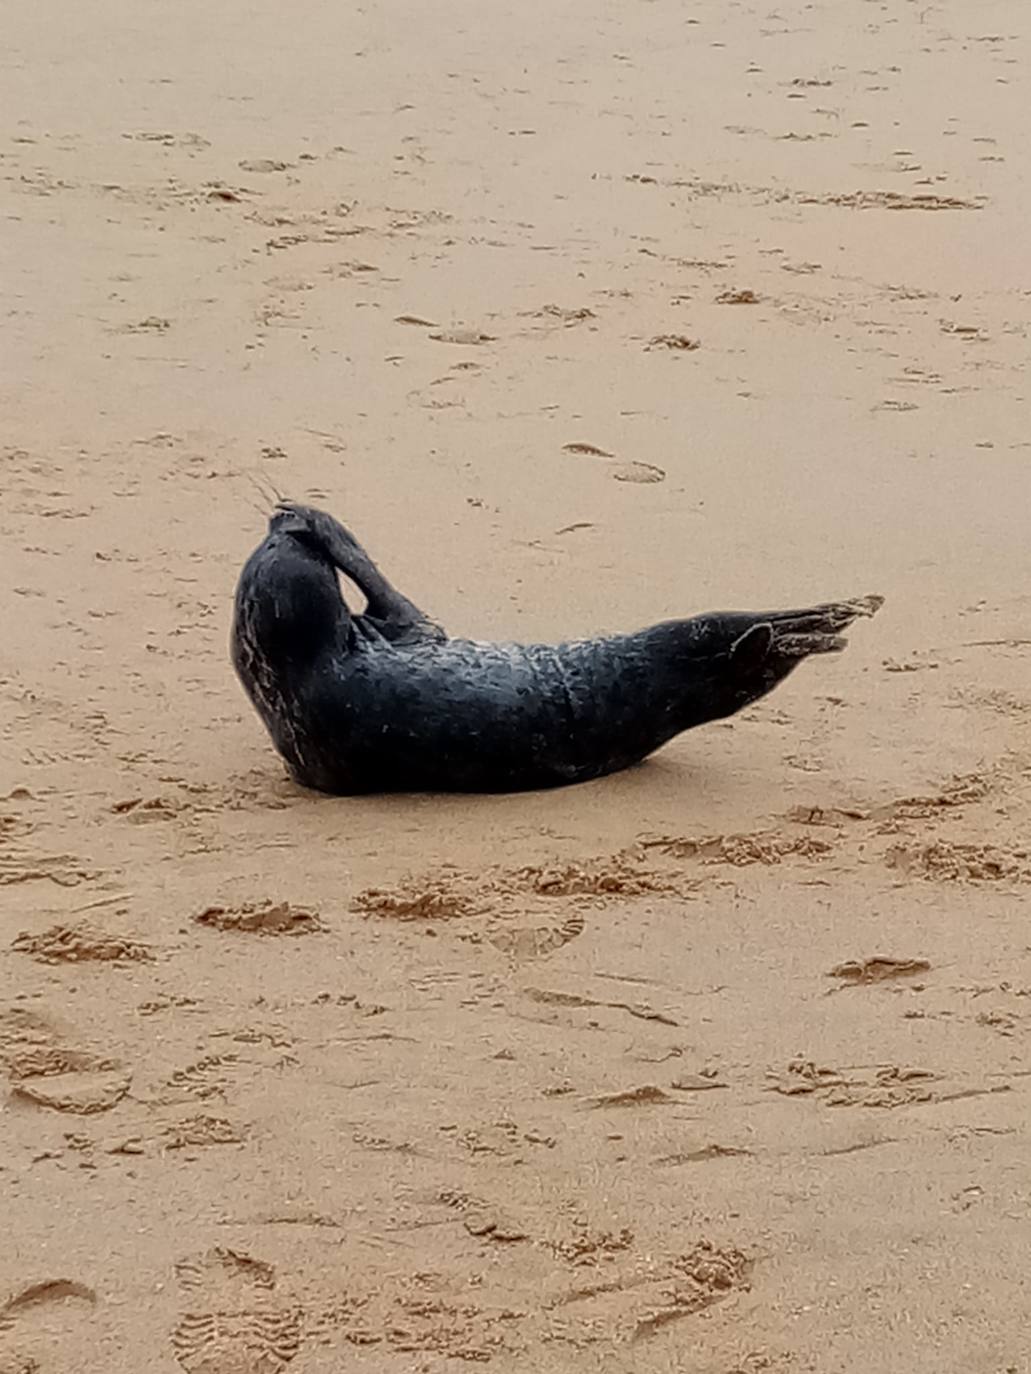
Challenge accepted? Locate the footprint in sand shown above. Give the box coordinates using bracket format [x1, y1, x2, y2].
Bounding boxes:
[5, 1037, 130, 1114]
[171, 1248, 301, 1374]
[238, 159, 292, 174]
[12, 921, 151, 966]
[644, 333, 700, 352]
[193, 901, 322, 936]
[429, 327, 495, 345]
[562, 442, 665, 485]
[1, 1281, 97, 1326]
[0, 1279, 97, 1373]
[159, 1053, 240, 1106]
[162, 1114, 246, 1152]
[0, 845, 97, 887]
[0, 1353, 40, 1373]
[485, 910, 586, 960]
[0, 1009, 131, 1116]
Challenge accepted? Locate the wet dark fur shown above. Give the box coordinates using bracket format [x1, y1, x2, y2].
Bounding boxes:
[231, 504, 882, 794]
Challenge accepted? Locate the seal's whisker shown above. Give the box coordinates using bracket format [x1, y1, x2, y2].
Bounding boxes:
[243, 471, 273, 511]
[245, 469, 287, 512]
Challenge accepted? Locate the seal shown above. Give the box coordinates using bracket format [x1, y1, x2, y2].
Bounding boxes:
[231, 502, 883, 794]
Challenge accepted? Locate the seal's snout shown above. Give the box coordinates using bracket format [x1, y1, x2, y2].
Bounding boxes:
[268, 506, 328, 555]
[268, 506, 306, 535]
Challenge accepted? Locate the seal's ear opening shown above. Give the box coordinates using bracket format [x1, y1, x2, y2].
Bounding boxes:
[729, 622, 773, 673]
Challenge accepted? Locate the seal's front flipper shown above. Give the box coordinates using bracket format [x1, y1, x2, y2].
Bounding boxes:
[272, 502, 446, 645]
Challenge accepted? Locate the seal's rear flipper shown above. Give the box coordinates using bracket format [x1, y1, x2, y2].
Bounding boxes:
[703, 593, 884, 723]
[764, 595, 884, 662]
[775, 631, 848, 657]
[764, 594, 884, 639]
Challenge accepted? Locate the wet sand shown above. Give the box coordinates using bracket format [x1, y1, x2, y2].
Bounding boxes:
[2, 0, 1031, 1369]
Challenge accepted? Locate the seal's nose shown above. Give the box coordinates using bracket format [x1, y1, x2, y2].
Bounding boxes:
[269, 509, 308, 537]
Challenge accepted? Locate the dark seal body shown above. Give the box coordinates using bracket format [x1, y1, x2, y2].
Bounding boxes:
[232, 504, 882, 795]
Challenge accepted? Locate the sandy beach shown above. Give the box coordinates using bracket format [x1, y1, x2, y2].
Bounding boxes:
[3, 0, 1031, 1369]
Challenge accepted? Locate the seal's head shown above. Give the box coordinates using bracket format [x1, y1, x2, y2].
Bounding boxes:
[267, 504, 334, 562]
[233, 504, 350, 683]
